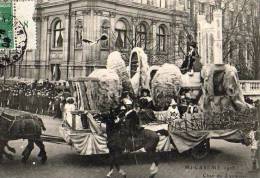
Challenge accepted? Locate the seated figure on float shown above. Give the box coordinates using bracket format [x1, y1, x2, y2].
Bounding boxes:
[138, 89, 157, 125]
[167, 99, 183, 128]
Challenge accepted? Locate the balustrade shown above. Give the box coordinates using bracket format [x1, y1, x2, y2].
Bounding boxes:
[240, 80, 260, 95]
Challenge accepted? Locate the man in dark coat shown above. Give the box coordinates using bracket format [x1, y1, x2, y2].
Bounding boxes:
[181, 41, 200, 74]
[101, 108, 127, 178]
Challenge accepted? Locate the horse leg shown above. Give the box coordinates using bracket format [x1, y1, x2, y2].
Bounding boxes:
[107, 150, 126, 178]
[3, 149, 14, 160]
[142, 130, 159, 178]
[114, 151, 126, 178]
[147, 151, 159, 178]
[0, 140, 5, 163]
[34, 139, 47, 164]
[107, 153, 115, 178]
[6, 143, 16, 153]
[0, 140, 14, 161]
[21, 139, 34, 163]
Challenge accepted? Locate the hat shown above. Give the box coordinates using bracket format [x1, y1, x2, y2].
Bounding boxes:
[120, 105, 126, 111]
[123, 98, 133, 105]
[170, 99, 177, 106]
[66, 97, 75, 104]
[141, 88, 150, 96]
[189, 41, 197, 48]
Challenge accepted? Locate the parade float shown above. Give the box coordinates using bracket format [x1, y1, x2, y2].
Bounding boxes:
[58, 47, 256, 159]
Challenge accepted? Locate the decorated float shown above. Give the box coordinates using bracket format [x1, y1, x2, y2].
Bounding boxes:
[59, 48, 256, 159]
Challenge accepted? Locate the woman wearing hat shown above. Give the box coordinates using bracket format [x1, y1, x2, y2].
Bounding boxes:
[139, 88, 154, 110]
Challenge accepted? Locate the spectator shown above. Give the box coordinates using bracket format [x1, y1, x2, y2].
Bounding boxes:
[249, 121, 259, 171]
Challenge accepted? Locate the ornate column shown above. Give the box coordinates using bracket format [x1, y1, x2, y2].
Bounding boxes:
[32, 15, 42, 79]
[151, 20, 157, 64]
[82, 9, 91, 76]
[132, 17, 138, 47]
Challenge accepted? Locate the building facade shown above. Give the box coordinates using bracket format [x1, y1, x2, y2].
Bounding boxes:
[10, 0, 191, 80]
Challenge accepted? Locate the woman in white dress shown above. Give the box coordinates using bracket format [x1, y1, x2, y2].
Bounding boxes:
[63, 97, 76, 127]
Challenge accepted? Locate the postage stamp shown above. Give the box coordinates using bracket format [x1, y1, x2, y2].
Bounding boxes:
[0, 1, 14, 49]
[0, 0, 36, 50]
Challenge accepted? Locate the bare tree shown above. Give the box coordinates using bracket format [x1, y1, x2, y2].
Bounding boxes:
[219, 0, 259, 79]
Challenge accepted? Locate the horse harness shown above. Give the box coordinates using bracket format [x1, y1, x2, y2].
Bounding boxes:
[0, 112, 37, 136]
[0, 113, 18, 133]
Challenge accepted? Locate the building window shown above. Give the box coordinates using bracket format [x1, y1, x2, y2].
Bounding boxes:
[135, 23, 147, 50]
[51, 64, 61, 81]
[101, 20, 110, 49]
[209, 5, 214, 22]
[115, 20, 127, 49]
[75, 20, 83, 48]
[199, 3, 205, 15]
[53, 20, 64, 48]
[157, 0, 166, 8]
[157, 25, 166, 52]
[187, 0, 191, 9]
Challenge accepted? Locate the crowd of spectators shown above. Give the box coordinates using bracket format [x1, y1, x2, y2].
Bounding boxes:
[0, 80, 71, 118]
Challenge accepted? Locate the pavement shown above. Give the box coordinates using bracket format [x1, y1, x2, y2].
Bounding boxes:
[0, 108, 259, 178]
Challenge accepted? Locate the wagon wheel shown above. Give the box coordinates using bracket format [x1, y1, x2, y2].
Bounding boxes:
[191, 139, 210, 160]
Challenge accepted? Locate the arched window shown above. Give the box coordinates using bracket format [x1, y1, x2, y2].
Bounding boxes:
[101, 20, 110, 49]
[75, 20, 83, 48]
[115, 20, 127, 49]
[53, 20, 64, 48]
[135, 23, 147, 50]
[157, 25, 166, 52]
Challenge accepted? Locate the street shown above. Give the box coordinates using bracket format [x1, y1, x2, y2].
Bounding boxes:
[0, 111, 259, 178]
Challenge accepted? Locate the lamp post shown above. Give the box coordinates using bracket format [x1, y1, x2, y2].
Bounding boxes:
[82, 34, 108, 72]
[82, 34, 108, 45]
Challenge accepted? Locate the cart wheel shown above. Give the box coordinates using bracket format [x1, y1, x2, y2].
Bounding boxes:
[191, 139, 210, 160]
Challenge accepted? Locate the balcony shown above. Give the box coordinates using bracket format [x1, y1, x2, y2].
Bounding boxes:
[240, 80, 260, 96]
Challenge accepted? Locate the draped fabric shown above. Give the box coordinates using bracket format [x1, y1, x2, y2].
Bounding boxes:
[60, 126, 109, 155]
[169, 129, 246, 153]
[59, 112, 247, 155]
[60, 120, 172, 155]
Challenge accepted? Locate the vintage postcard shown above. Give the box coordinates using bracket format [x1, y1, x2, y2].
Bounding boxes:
[0, 0, 259, 178]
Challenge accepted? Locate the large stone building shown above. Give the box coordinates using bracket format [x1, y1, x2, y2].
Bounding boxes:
[10, 0, 192, 80]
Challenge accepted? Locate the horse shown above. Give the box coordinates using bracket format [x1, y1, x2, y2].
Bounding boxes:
[0, 112, 47, 164]
[100, 108, 160, 178]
